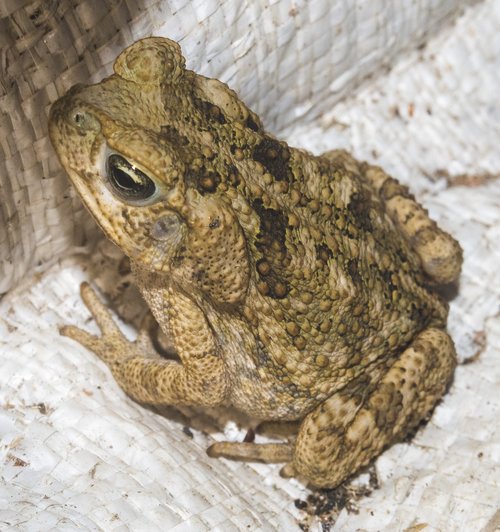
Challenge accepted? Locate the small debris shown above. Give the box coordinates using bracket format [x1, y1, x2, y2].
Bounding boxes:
[294, 499, 308, 510]
[296, 469, 379, 531]
[463, 330, 487, 364]
[434, 169, 500, 187]
[89, 463, 98, 479]
[7, 453, 29, 467]
[404, 524, 429, 532]
[182, 426, 194, 439]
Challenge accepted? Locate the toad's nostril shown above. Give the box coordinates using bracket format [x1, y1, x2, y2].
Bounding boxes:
[68, 108, 101, 133]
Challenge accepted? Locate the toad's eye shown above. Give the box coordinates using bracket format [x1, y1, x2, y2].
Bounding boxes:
[106, 154, 157, 202]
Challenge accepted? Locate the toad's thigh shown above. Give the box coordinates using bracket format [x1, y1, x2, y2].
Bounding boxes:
[292, 327, 456, 488]
[322, 149, 462, 285]
[361, 162, 462, 285]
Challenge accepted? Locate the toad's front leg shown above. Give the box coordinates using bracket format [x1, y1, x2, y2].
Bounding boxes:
[61, 282, 228, 407]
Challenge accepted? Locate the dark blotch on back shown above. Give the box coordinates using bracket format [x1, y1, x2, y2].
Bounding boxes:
[186, 166, 221, 194]
[227, 164, 241, 187]
[245, 114, 261, 132]
[347, 259, 362, 285]
[193, 97, 226, 124]
[253, 136, 292, 182]
[252, 198, 287, 252]
[252, 199, 290, 299]
[348, 190, 373, 232]
[316, 244, 333, 264]
[160, 125, 190, 146]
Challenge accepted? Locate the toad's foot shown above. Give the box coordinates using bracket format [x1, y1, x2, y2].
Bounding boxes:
[207, 442, 293, 463]
[60, 282, 159, 364]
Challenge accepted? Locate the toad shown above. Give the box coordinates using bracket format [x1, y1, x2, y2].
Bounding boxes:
[49, 37, 462, 487]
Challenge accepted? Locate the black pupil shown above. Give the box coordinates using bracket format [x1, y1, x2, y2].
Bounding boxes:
[112, 166, 138, 190]
[107, 154, 156, 200]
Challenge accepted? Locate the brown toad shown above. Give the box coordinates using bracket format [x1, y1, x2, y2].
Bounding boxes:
[49, 37, 462, 488]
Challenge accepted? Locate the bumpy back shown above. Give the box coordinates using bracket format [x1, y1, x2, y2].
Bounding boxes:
[0, 0, 471, 294]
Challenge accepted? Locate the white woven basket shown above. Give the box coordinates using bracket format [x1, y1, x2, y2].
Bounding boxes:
[1, 1, 499, 530]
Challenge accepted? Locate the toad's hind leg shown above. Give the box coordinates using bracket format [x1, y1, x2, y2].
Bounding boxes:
[289, 327, 456, 488]
[324, 150, 463, 285]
